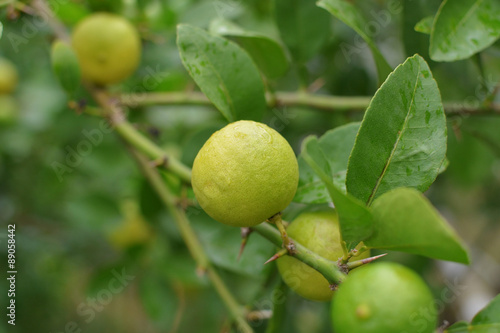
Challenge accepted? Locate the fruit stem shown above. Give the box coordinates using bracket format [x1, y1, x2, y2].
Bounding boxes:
[128, 147, 254, 333]
[252, 222, 347, 285]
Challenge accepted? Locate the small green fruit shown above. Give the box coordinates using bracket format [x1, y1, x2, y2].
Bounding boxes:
[0, 58, 18, 94]
[72, 13, 141, 85]
[0, 95, 18, 123]
[276, 210, 369, 302]
[192, 120, 299, 227]
[331, 262, 437, 333]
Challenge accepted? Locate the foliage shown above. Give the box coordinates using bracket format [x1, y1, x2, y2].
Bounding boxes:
[1, 0, 500, 333]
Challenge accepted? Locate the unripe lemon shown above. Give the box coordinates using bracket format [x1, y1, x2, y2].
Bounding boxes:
[0, 95, 18, 123]
[331, 262, 437, 333]
[192, 120, 299, 227]
[277, 210, 369, 302]
[0, 58, 18, 94]
[72, 13, 141, 85]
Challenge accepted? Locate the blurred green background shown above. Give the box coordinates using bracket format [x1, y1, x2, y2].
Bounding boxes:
[1, 0, 500, 332]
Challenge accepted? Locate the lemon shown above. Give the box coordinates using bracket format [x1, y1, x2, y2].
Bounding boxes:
[0, 58, 18, 94]
[72, 13, 141, 85]
[0, 95, 18, 123]
[277, 210, 369, 302]
[192, 120, 299, 227]
[331, 262, 437, 333]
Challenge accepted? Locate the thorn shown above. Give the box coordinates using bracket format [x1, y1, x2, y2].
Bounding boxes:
[346, 253, 388, 271]
[237, 228, 252, 261]
[264, 248, 288, 265]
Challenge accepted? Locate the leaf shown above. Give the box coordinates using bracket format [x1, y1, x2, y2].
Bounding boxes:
[294, 122, 360, 204]
[139, 270, 178, 328]
[301, 136, 373, 250]
[209, 19, 289, 79]
[346, 54, 447, 205]
[366, 187, 470, 264]
[471, 294, 500, 327]
[415, 16, 434, 34]
[274, 0, 331, 63]
[317, 0, 392, 84]
[445, 296, 500, 333]
[177, 24, 267, 122]
[187, 207, 274, 277]
[430, 0, 500, 62]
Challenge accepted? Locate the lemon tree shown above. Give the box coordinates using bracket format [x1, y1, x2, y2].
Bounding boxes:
[331, 262, 437, 333]
[72, 13, 141, 85]
[277, 210, 369, 302]
[192, 120, 299, 227]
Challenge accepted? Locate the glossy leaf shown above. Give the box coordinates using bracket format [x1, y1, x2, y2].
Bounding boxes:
[346, 54, 447, 205]
[177, 24, 267, 122]
[366, 187, 470, 264]
[318, 0, 392, 84]
[415, 16, 434, 34]
[301, 136, 373, 250]
[274, 0, 330, 63]
[209, 18, 289, 78]
[430, 0, 500, 61]
[294, 122, 360, 204]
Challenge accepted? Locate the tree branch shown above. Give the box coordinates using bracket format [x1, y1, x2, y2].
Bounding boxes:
[251, 223, 347, 285]
[129, 148, 253, 333]
[119, 91, 500, 116]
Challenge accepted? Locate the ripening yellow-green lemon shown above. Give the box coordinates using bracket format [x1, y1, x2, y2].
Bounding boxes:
[72, 13, 141, 85]
[277, 210, 369, 302]
[0, 58, 18, 94]
[331, 262, 437, 333]
[192, 120, 299, 227]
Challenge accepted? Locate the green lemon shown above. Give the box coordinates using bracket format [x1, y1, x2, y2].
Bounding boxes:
[192, 120, 299, 227]
[72, 13, 141, 85]
[276, 210, 369, 302]
[0, 58, 18, 94]
[0, 95, 18, 123]
[331, 262, 437, 333]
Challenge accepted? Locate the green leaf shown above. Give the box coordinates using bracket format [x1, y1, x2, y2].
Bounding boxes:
[294, 122, 360, 204]
[317, 0, 392, 84]
[301, 136, 373, 250]
[209, 19, 289, 79]
[51, 40, 81, 98]
[366, 187, 469, 264]
[177, 24, 267, 122]
[415, 16, 434, 34]
[139, 270, 178, 328]
[471, 294, 500, 326]
[188, 207, 274, 277]
[346, 54, 447, 205]
[274, 0, 331, 63]
[430, 0, 500, 62]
